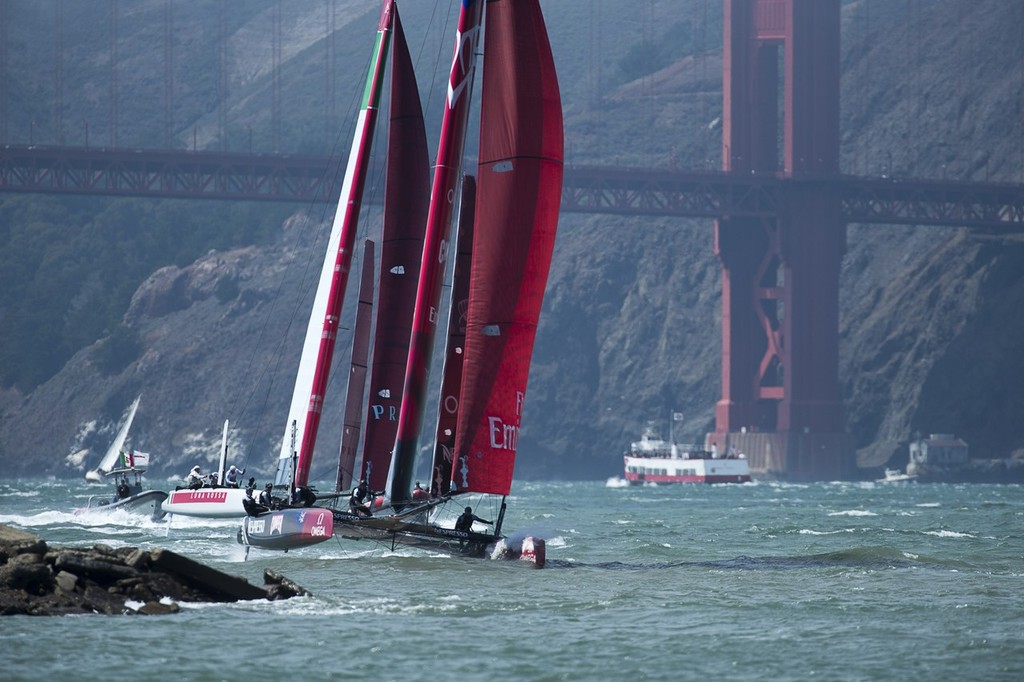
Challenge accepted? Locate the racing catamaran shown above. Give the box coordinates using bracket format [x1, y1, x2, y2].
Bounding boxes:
[240, 0, 562, 567]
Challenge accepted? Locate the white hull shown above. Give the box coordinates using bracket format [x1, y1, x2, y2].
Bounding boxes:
[877, 468, 917, 483]
[624, 454, 751, 484]
[77, 489, 167, 520]
[162, 487, 250, 518]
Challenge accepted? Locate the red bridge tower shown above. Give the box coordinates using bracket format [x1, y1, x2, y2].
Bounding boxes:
[709, 0, 851, 480]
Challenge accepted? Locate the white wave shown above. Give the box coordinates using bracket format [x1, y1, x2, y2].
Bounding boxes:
[1, 489, 41, 498]
[916, 502, 941, 508]
[923, 529, 975, 539]
[828, 509, 877, 517]
[799, 528, 855, 535]
[605, 477, 629, 488]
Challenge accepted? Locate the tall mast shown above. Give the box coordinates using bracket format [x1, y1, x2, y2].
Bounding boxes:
[358, 4, 431, 493]
[277, 1, 395, 488]
[389, 0, 485, 504]
[335, 241, 376, 493]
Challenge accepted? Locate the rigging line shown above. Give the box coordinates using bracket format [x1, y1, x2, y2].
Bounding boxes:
[419, 0, 458, 153]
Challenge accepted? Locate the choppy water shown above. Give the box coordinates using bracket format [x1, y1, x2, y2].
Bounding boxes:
[2, 478, 1022, 681]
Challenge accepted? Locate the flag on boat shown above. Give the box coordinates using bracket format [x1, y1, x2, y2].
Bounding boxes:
[120, 450, 149, 468]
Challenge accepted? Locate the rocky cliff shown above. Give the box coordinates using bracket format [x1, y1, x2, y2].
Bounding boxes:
[1, 1, 1022, 481]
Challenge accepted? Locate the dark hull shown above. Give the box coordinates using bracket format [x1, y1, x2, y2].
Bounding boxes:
[238, 508, 334, 550]
[331, 511, 545, 565]
[331, 511, 496, 558]
[236, 505, 544, 565]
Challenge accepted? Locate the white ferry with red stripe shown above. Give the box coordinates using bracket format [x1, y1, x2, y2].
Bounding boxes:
[623, 423, 751, 485]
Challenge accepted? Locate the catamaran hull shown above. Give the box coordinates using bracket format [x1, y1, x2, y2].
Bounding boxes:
[330, 512, 545, 566]
[76, 490, 168, 520]
[162, 488, 250, 518]
[238, 508, 334, 550]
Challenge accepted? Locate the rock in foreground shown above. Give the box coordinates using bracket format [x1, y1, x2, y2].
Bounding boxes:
[0, 523, 309, 616]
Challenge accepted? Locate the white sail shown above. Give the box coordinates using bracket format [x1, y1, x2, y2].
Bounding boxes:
[85, 395, 141, 483]
[218, 419, 229, 484]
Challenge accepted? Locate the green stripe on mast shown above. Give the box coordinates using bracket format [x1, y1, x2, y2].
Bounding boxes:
[362, 31, 391, 110]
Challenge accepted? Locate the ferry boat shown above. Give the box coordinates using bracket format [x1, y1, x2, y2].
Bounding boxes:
[623, 422, 751, 484]
[876, 467, 917, 483]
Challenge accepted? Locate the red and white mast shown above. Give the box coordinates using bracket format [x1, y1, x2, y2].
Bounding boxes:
[388, 0, 485, 503]
[277, 1, 394, 488]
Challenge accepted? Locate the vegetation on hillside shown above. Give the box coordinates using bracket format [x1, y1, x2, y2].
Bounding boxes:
[0, 195, 290, 391]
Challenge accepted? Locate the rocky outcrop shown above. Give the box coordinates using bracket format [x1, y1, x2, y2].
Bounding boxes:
[0, 524, 309, 616]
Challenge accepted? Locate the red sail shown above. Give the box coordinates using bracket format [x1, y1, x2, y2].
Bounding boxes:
[429, 176, 476, 497]
[336, 240, 375, 492]
[359, 6, 430, 492]
[451, 0, 564, 496]
[390, 0, 484, 503]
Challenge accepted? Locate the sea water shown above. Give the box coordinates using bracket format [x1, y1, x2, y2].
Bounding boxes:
[1, 478, 1022, 681]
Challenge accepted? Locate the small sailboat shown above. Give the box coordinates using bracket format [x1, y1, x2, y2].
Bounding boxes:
[85, 395, 141, 483]
[240, 0, 561, 567]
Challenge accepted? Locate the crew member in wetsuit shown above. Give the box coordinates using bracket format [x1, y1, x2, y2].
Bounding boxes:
[292, 485, 317, 507]
[349, 480, 373, 517]
[454, 506, 492, 533]
[412, 481, 429, 502]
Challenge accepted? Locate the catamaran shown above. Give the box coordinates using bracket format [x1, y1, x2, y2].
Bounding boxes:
[239, 0, 562, 567]
[161, 420, 251, 518]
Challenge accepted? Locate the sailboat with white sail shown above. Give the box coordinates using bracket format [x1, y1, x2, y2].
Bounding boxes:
[85, 395, 141, 483]
[78, 395, 167, 519]
[239, 0, 562, 567]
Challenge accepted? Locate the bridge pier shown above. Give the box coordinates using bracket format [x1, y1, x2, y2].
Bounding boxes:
[712, 0, 852, 480]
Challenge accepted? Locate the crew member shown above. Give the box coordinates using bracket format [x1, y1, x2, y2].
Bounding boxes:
[454, 506, 492, 533]
[349, 480, 373, 517]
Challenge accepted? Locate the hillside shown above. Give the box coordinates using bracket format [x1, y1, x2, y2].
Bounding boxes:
[1, 0, 1023, 481]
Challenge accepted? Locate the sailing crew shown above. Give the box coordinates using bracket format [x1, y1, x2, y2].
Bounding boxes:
[224, 465, 245, 487]
[349, 480, 373, 517]
[292, 485, 316, 507]
[412, 481, 429, 502]
[258, 483, 274, 508]
[454, 506, 492, 534]
[245, 477, 257, 499]
[185, 466, 204, 489]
